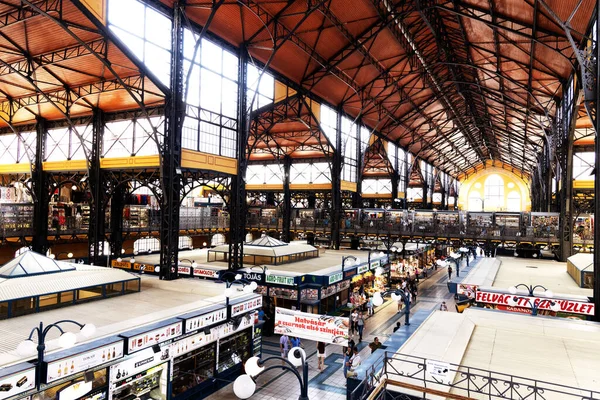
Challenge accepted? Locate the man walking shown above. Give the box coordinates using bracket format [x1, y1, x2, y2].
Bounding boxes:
[448, 265, 453, 280]
[280, 333, 290, 365]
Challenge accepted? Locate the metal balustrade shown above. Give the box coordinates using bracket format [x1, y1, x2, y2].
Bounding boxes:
[350, 352, 600, 400]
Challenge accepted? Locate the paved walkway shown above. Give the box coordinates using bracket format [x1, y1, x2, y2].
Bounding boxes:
[206, 265, 457, 400]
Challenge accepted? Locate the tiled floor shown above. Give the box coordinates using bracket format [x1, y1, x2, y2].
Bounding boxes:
[205, 266, 455, 400]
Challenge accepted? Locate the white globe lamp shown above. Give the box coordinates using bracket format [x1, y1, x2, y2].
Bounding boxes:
[16, 340, 36, 356]
[372, 292, 384, 307]
[288, 347, 306, 367]
[233, 374, 256, 399]
[508, 286, 517, 295]
[58, 331, 77, 349]
[80, 323, 96, 338]
[244, 356, 264, 377]
[544, 289, 554, 298]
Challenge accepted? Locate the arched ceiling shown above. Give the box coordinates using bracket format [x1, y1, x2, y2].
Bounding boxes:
[162, 0, 595, 177]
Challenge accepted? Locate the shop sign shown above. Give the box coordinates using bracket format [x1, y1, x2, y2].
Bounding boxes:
[475, 291, 595, 316]
[370, 260, 381, 270]
[328, 272, 342, 285]
[111, 260, 131, 270]
[344, 269, 356, 279]
[178, 266, 191, 275]
[109, 350, 167, 392]
[46, 341, 125, 383]
[274, 307, 349, 346]
[184, 308, 227, 332]
[231, 296, 263, 317]
[57, 381, 93, 400]
[170, 329, 219, 358]
[193, 268, 219, 279]
[265, 274, 295, 286]
[125, 321, 183, 354]
[241, 272, 264, 283]
[0, 367, 35, 400]
[358, 265, 369, 274]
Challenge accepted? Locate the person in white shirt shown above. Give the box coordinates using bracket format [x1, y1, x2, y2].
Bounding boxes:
[346, 347, 362, 378]
[351, 310, 358, 335]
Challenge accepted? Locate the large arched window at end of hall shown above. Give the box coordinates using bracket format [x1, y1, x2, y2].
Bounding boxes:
[468, 190, 483, 211]
[506, 191, 521, 212]
[484, 174, 504, 210]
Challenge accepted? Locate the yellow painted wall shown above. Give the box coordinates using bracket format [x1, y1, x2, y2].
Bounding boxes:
[457, 167, 531, 212]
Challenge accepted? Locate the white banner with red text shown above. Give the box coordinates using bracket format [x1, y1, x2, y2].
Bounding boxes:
[475, 290, 594, 316]
[274, 307, 349, 346]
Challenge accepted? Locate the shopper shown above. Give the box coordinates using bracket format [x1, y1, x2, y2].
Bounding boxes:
[369, 337, 382, 354]
[347, 347, 362, 378]
[448, 265, 453, 280]
[357, 312, 365, 342]
[291, 336, 302, 349]
[440, 301, 448, 311]
[343, 345, 353, 378]
[280, 334, 290, 364]
[367, 296, 374, 316]
[351, 309, 359, 335]
[317, 341, 326, 372]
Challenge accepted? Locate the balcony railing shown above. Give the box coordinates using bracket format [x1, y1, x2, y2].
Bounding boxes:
[350, 352, 600, 400]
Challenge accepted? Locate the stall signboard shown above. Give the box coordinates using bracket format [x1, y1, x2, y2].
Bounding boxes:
[269, 287, 298, 300]
[266, 274, 295, 286]
[111, 260, 132, 270]
[370, 260, 381, 270]
[193, 268, 219, 279]
[241, 272, 264, 283]
[0, 366, 36, 400]
[274, 308, 349, 346]
[457, 284, 478, 299]
[109, 348, 168, 393]
[344, 269, 356, 279]
[125, 321, 183, 354]
[170, 329, 219, 357]
[178, 266, 191, 275]
[358, 265, 369, 274]
[475, 291, 595, 316]
[231, 296, 263, 317]
[46, 341, 125, 383]
[328, 272, 342, 285]
[184, 308, 227, 332]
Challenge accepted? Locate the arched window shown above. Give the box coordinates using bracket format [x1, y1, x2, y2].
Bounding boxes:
[506, 191, 521, 212]
[468, 190, 483, 211]
[484, 174, 504, 210]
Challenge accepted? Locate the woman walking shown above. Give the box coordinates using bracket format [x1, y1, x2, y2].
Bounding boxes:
[357, 312, 365, 342]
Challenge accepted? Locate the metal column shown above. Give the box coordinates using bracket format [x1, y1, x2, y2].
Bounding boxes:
[159, 1, 185, 280]
[353, 125, 363, 208]
[88, 109, 105, 265]
[594, 3, 600, 322]
[109, 184, 126, 259]
[559, 95, 577, 262]
[282, 155, 292, 243]
[403, 151, 409, 209]
[229, 45, 248, 270]
[330, 109, 342, 250]
[31, 118, 48, 254]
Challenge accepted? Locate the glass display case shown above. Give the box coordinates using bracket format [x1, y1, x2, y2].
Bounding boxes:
[217, 329, 251, 373]
[171, 344, 216, 397]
